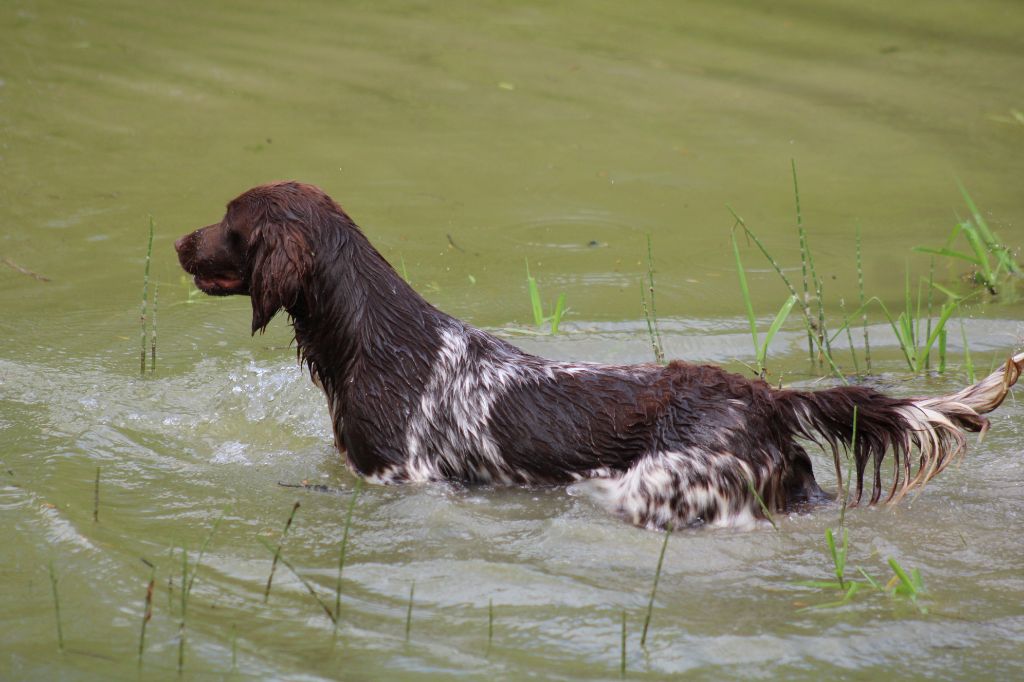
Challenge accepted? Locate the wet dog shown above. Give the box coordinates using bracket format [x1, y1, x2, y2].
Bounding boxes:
[176, 182, 1023, 528]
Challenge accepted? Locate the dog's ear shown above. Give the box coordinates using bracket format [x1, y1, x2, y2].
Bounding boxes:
[247, 223, 311, 334]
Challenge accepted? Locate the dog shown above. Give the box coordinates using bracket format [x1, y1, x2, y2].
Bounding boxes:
[175, 181, 1023, 529]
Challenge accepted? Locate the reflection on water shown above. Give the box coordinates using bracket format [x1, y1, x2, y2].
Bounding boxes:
[2, 0, 1024, 678]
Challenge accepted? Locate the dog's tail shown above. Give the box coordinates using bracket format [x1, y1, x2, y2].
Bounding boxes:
[778, 352, 1024, 505]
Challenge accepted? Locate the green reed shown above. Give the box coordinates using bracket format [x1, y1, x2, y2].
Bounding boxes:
[640, 234, 665, 364]
[959, 317, 976, 383]
[838, 406, 857, 531]
[620, 609, 627, 677]
[640, 525, 672, 647]
[405, 581, 415, 641]
[256, 538, 337, 624]
[92, 466, 100, 523]
[728, 207, 846, 383]
[746, 475, 778, 531]
[887, 557, 926, 613]
[150, 283, 158, 373]
[49, 560, 64, 654]
[525, 258, 567, 334]
[335, 480, 362, 634]
[792, 161, 833, 368]
[488, 598, 494, 651]
[265, 501, 301, 603]
[179, 513, 223, 673]
[732, 224, 797, 378]
[856, 226, 872, 373]
[138, 559, 155, 667]
[140, 216, 155, 376]
[915, 182, 1022, 295]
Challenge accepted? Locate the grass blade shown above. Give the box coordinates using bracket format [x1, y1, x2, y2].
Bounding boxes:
[640, 526, 672, 647]
[265, 501, 301, 603]
[525, 259, 544, 327]
[256, 538, 337, 624]
[405, 581, 415, 640]
[140, 216, 155, 376]
[732, 228, 760, 366]
[550, 292, 567, 334]
[757, 295, 798, 370]
[49, 560, 64, 654]
[620, 610, 627, 677]
[138, 560, 156, 667]
[335, 480, 362, 632]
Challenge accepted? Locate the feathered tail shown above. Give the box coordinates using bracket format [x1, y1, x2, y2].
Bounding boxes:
[779, 352, 1024, 506]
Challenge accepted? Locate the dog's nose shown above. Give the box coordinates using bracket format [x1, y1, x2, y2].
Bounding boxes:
[174, 234, 189, 254]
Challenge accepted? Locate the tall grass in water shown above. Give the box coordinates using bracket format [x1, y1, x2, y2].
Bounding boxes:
[732, 198, 969, 379]
[256, 536, 335, 622]
[959, 318, 976, 383]
[746, 476, 778, 531]
[640, 235, 666, 364]
[640, 525, 671, 647]
[405, 581, 415, 641]
[138, 559, 155, 667]
[874, 264, 959, 374]
[525, 259, 567, 334]
[915, 182, 1022, 296]
[334, 480, 362, 635]
[140, 217, 155, 376]
[732, 224, 797, 378]
[92, 466, 100, 523]
[265, 501, 301, 603]
[256, 538, 338, 624]
[728, 207, 846, 382]
[620, 610, 627, 677]
[49, 560, 64, 654]
[488, 598, 494, 651]
[150, 283, 158, 373]
[856, 227, 872, 373]
[887, 557, 927, 613]
[791, 161, 833, 368]
[178, 513, 223, 673]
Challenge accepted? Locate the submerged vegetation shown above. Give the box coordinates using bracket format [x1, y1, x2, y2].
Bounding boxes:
[525, 258, 567, 334]
[139, 217, 156, 376]
[728, 166, 1020, 381]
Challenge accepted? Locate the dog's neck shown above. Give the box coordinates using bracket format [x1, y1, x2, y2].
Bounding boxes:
[285, 218, 447, 402]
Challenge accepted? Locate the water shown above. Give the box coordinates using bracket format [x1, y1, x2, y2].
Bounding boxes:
[2, 0, 1024, 678]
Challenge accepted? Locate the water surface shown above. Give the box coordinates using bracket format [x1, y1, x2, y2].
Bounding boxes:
[2, 0, 1024, 679]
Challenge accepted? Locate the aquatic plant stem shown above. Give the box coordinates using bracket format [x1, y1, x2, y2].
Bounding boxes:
[335, 480, 362, 634]
[265, 501, 301, 603]
[645, 234, 665, 363]
[620, 609, 627, 677]
[92, 466, 100, 523]
[640, 525, 671, 647]
[839, 406, 858, 529]
[488, 598, 494, 651]
[49, 560, 64, 654]
[140, 216, 154, 376]
[856, 226, 871, 373]
[256, 538, 337, 624]
[405, 581, 415, 641]
[138, 559, 155, 667]
[150, 283, 158, 373]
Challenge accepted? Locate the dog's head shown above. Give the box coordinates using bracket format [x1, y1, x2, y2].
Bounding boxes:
[176, 181, 337, 334]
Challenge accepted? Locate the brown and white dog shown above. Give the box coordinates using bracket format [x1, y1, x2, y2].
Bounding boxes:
[175, 181, 1023, 529]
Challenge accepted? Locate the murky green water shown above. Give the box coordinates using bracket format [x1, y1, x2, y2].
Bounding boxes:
[2, 0, 1024, 679]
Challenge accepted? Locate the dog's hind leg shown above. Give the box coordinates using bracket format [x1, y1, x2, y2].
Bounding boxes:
[570, 449, 779, 530]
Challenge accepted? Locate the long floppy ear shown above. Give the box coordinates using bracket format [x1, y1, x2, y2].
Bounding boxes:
[247, 223, 312, 334]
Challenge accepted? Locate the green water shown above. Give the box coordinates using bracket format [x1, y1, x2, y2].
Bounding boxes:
[2, 0, 1023, 678]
